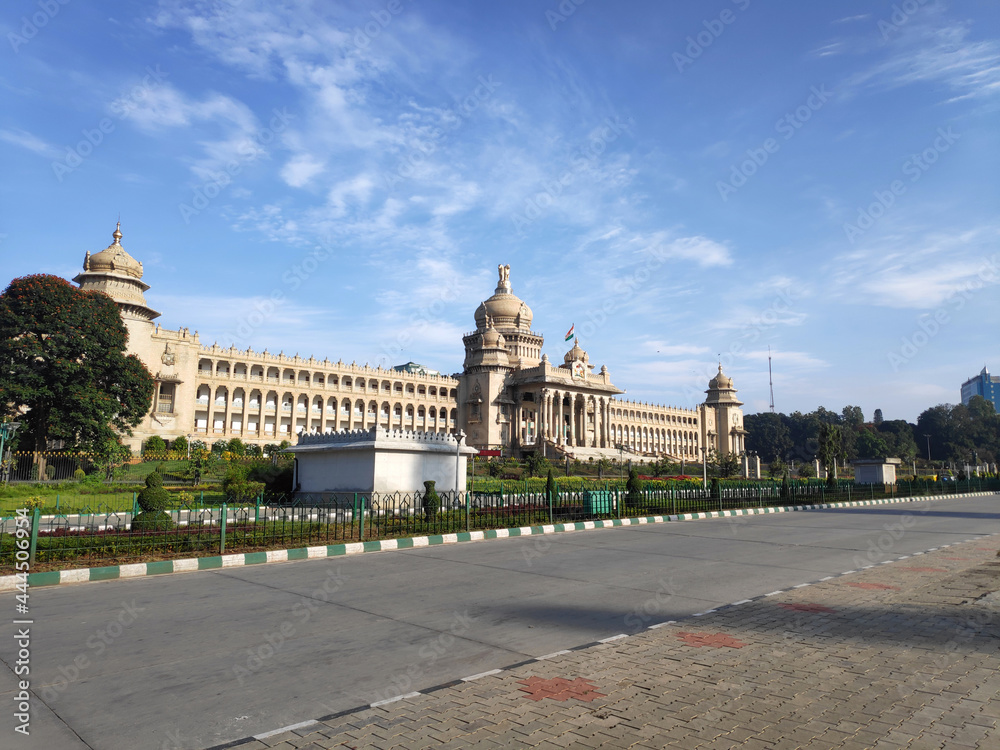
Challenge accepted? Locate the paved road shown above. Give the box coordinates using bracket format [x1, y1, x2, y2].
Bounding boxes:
[0, 493, 997, 749]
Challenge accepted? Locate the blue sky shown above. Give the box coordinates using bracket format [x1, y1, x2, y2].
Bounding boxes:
[2, 0, 999, 422]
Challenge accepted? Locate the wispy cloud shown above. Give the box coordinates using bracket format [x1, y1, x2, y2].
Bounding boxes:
[119, 84, 267, 181]
[829, 225, 1000, 308]
[0, 128, 60, 158]
[846, 16, 1000, 101]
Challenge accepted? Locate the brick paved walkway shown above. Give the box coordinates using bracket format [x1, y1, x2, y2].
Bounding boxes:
[219, 539, 1000, 749]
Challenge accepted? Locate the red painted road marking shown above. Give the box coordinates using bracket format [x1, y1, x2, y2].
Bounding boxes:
[777, 602, 837, 614]
[676, 632, 747, 649]
[843, 582, 900, 591]
[517, 676, 605, 702]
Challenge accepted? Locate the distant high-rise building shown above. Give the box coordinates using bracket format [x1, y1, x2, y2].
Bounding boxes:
[960, 366, 1000, 409]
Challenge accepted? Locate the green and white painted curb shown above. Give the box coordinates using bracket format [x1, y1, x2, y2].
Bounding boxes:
[2, 491, 996, 592]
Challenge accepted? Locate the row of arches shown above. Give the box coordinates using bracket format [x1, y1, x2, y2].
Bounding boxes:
[193, 385, 457, 438]
[195, 360, 457, 399]
[608, 424, 699, 458]
[612, 406, 697, 427]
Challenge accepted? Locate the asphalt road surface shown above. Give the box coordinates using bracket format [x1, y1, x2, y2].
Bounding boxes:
[1, 493, 998, 750]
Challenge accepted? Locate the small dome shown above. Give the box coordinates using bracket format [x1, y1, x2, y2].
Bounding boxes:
[564, 340, 587, 364]
[482, 324, 506, 349]
[86, 222, 143, 279]
[709, 364, 733, 390]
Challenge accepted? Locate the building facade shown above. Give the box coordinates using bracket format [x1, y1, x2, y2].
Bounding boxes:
[73, 226, 745, 461]
[960, 366, 999, 409]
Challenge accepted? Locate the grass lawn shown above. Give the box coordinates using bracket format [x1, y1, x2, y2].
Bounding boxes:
[0, 487, 226, 516]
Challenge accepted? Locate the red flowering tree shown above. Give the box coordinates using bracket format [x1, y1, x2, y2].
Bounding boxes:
[0, 275, 153, 455]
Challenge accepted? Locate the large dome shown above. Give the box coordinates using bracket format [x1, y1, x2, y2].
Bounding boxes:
[474, 264, 533, 330]
[85, 223, 143, 279]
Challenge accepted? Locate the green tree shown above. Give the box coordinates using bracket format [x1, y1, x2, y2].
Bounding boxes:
[877, 419, 918, 461]
[133, 468, 174, 531]
[744, 412, 792, 462]
[227, 437, 246, 456]
[817, 423, 842, 473]
[170, 435, 188, 455]
[625, 467, 643, 509]
[716, 450, 741, 479]
[855, 428, 890, 459]
[422, 480, 440, 520]
[841, 405, 864, 427]
[143, 436, 167, 455]
[0, 275, 153, 453]
[93, 437, 131, 481]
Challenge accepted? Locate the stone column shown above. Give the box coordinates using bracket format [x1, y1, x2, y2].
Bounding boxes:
[560, 394, 566, 444]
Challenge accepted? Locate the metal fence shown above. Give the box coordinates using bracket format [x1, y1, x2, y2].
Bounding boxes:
[2, 478, 997, 573]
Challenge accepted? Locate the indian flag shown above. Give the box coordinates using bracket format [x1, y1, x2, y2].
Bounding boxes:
[565, 324, 575, 341]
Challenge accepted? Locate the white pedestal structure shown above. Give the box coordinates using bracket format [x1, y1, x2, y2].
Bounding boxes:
[286, 428, 478, 495]
[851, 458, 902, 485]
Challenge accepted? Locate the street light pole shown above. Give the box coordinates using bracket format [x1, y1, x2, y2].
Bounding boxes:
[701, 446, 707, 489]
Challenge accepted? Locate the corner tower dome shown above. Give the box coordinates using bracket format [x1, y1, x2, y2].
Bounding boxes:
[73, 222, 160, 322]
[84, 222, 144, 279]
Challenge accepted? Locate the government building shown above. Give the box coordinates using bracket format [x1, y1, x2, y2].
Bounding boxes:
[73, 225, 746, 463]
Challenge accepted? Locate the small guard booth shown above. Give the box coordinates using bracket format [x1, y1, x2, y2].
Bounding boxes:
[851, 458, 902, 485]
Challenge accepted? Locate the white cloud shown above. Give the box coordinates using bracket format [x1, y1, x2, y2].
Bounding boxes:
[659, 236, 733, 268]
[847, 16, 1000, 101]
[281, 155, 325, 187]
[0, 128, 60, 158]
[119, 84, 266, 181]
[830, 225, 1000, 309]
[327, 174, 375, 217]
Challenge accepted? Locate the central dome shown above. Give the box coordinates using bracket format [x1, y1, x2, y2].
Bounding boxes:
[474, 264, 533, 330]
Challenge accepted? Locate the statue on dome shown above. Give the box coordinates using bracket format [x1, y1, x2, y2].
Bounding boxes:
[498, 263, 510, 287]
